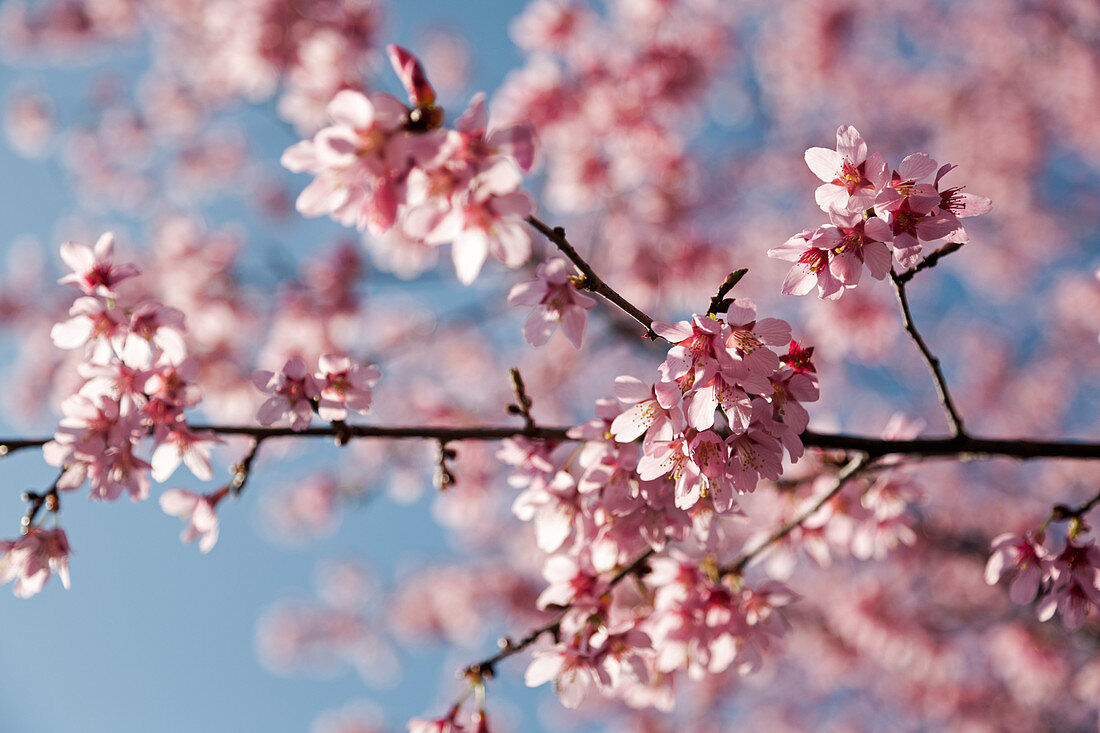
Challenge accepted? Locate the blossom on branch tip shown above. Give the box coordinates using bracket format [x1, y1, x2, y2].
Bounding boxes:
[508, 258, 595, 348]
[804, 125, 887, 214]
[315, 354, 380, 422]
[57, 232, 139, 297]
[986, 532, 1048, 605]
[1038, 538, 1100, 630]
[253, 357, 321, 431]
[0, 527, 72, 598]
[160, 488, 225, 554]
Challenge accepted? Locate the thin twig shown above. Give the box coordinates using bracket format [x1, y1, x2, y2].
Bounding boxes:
[463, 548, 655, 680]
[507, 367, 536, 430]
[1049, 487, 1100, 524]
[20, 469, 66, 532]
[707, 268, 749, 316]
[890, 270, 967, 437]
[525, 215, 660, 340]
[229, 436, 266, 497]
[895, 241, 965, 284]
[723, 455, 873, 575]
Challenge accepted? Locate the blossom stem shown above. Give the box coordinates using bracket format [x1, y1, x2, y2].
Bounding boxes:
[894, 241, 965, 284]
[706, 268, 749, 316]
[722, 455, 874, 575]
[229, 436, 265, 497]
[20, 472, 63, 533]
[525, 215, 661, 340]
[507, 367, 536, 430]
[890, 270, 967, 437]
[462, 548, 655, 681]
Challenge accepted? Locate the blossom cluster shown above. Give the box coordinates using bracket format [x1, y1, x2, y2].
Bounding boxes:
[769, 125, 992, 300]
[496, 299, 814, 708]
[618, 304, 817, 513]
[986, 530, 1100, 630]
[44, 233, 216, 500]
[0, 527, 72, 599]
[494, 0, 735, 301]
[282, 45, 536, 285]
[252, 354, 380, 432]
[1, 234, 232, 595]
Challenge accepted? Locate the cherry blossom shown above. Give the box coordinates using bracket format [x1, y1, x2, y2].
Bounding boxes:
[0, 527, 72, 598]
[315, 354, 381, 422]
[159, 488, 225, 554]
[57, 232, 139, 297]
[803, 125, 888, 214]
[253, 357, 321, 431]
[508, 258, 595, 347]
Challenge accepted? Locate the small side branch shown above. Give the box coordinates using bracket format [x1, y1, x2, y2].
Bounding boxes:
[707, 269, 748, 316]
[20, 472, 63, 533]
[525, 215, 660, 340]
[507, 367, 536, 430]
[463, 548, 655, 681]
[895, 241, 965, 284]
[722, 455, 872, 575]
[229, 436, 266, 497]
[890, 270, 966, 437]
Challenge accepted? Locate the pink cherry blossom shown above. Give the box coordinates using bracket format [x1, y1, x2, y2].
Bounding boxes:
[0, 527, 72, 598]
[407, 714, 464, 733]
[159, 488, 226, 554]
[508, 258, 595, 348]
[253, 357, 321, 431]
[1037, 538, 1100, 630]
[803, 125, 888, 213]
[388, 44, 438, 109]
[57, 232, 139, 297]
[315, 354, 381, 422]
[986, 532, 1049, 605]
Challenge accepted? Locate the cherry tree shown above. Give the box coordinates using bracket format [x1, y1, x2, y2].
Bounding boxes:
[1, 0, 1100, 731]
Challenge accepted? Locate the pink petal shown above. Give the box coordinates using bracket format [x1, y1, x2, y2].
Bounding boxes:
[898, 152, 937, 181]
[804, 147, 842, 182]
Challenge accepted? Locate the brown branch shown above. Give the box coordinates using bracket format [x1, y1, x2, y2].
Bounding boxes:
[19, 468, 66, 533]
[707, 268, 749, 316]
[506, 367, 536, 430]
[894, 241, 965, 284]
[722, 455, 873, 575]
[1049, 487, 1100, 526]
[890, 270, 967, 437]
[3, 426, 1100, 464]
[463, 548, 656, 681]
[228, 436, 265, 497]
[525, 215, 661, 340]
[798, 431, 1100, 460]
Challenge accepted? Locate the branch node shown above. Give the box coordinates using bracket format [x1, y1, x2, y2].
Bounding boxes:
[332, 420, 353, 446]
[508, 367, 536, 430]
[707, 268, 748, 316]
[435, 441, 457, 490]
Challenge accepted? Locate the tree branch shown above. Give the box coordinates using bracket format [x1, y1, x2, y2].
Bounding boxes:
[890, 270, 967, 437]
[722, 455, 873, 575]
[525, 215, 661, 340]
[894, 241, 965, 284]
[462, 548, 656, 681]
[3, 426, 1099, 464]
[507, 367, 536, 430]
